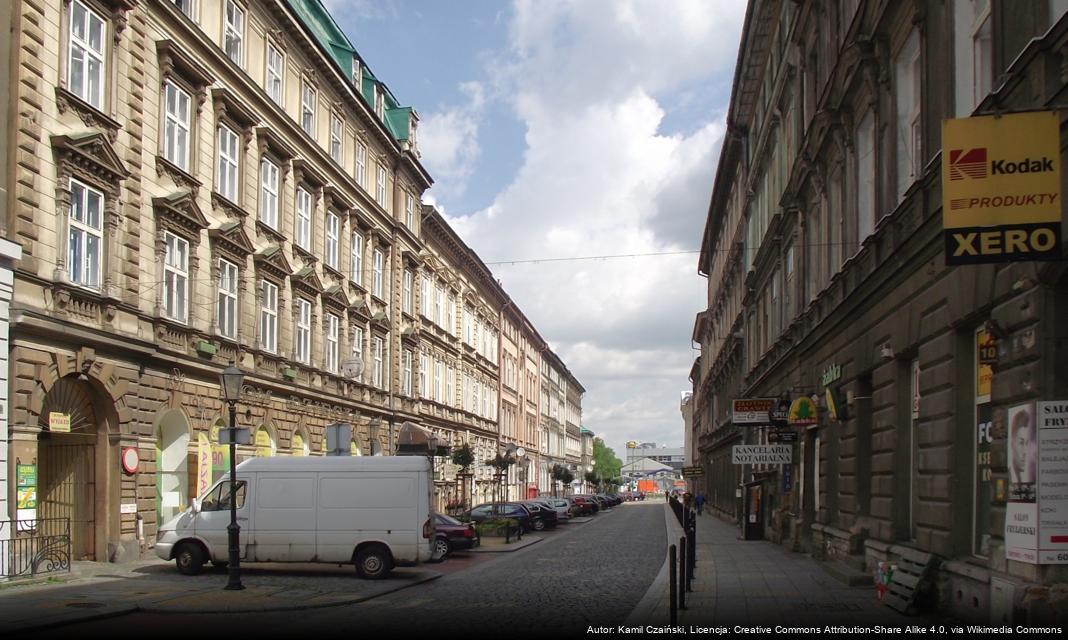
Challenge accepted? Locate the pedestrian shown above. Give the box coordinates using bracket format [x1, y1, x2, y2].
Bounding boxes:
[695, 491, 705, 515]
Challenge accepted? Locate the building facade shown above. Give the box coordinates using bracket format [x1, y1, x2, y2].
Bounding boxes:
[2, 0, 582, 563]
[693, 0, 1068, 624]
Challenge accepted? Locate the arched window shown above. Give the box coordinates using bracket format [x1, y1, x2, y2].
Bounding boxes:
[292, 430, 310, 456]
[255, 426, 276, 457]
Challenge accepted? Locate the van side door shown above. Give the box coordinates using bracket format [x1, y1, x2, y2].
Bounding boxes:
[194, 478, 250, 561]
[250, 474, 317, 562]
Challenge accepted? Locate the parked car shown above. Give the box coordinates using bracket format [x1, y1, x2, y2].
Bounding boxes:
[573, 494, 604, 512]
[516, 501, 559, 530]
[541, 498, 573, 520]
[464, 502, 532, 533]
[567, 496, 596, 516]
[156, 456, 435, 580]
[433, 513, 479, 558]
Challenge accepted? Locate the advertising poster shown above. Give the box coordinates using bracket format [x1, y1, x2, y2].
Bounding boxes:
[1037, 401, 1068, 563]
[1006, 402, 1038, 563]
[197, 432, 212, 498]
[210, 424, 229, 484]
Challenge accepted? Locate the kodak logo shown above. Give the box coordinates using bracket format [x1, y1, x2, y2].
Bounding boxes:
[991, 156, 1054, 175]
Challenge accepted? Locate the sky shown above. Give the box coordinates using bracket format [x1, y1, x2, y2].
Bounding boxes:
[325, 0, 747, 462]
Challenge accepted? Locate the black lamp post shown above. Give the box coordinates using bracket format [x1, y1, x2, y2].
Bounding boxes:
[220, 361, 245, 591]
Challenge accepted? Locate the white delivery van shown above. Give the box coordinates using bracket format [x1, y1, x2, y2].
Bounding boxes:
[155, 455, 435, 579]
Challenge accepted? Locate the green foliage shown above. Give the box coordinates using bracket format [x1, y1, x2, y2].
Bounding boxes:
[475, 518, 520, 537]
[488, 453, 516, 472]
[592, 438, 622, 485]
[451, 443, 475, 472]
[560, 467, 575, 485]
[584, 471, 598, 484]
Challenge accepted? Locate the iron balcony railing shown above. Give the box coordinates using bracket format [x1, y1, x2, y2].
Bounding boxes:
[0, 518, 71, 579]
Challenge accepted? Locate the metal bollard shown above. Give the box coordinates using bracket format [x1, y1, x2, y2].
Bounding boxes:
[669, 545, 678, 624]
[679, 537, 688, 607]
[686, 528, 695, 588]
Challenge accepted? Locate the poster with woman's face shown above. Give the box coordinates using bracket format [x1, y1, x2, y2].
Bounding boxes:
[1008, 402, 1037, 502]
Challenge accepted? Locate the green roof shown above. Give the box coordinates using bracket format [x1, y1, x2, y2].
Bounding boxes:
[287, 0, 414, 144]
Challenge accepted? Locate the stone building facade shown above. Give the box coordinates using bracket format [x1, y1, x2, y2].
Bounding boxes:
[2, 0, 581, 562]
[692, 0, 1068, 624]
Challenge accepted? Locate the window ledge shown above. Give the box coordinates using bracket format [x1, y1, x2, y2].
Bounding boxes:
[155, 155, 201, 193]
[211, 191, 250, 220]
[256, 219, 287, 245]
[55, 87, 122, 140]
[293, 243, 318, 264]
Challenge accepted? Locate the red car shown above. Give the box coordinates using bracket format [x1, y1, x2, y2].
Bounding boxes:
[433, 513, 479, 558]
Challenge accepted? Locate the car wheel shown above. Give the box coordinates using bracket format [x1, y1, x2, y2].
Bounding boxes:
[532, 518, 545, 531]
[355, 545, 392, 580]
[175, 542, 205, 576]
[434, 537, 451, 559]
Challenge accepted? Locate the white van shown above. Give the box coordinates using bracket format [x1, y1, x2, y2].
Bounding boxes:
[155, 455, 435, 579]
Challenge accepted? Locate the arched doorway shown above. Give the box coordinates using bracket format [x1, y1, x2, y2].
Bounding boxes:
[292, 429, 309, 456]
[155, 410, 190, 526]
[255, 426, 276, 457]
[37, 376, 101, 560]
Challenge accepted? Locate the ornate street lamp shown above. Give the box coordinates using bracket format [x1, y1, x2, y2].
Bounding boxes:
[219, 361, 245, 591]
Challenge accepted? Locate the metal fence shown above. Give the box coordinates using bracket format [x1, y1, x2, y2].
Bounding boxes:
[0, 518, 71, 579]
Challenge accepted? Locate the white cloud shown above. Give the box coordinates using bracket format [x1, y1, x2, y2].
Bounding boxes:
[419, 82, 486, 200]
[441, 1, 744, 455]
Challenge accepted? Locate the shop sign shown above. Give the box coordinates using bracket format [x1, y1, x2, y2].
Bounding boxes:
[768, 430, 798, 444]
[771, 397, 791, 426]
[732, 445, 792, 465]
[197, 433, 212, 498]
[16, 464, 36, 487]
[681, 466, 704, 477]
[826, 386, 848, 422]
[732, 398, 776, 426]
[977, 329, 994, 402]
[48, 412, 71, 433]
[788, 396, 818, 426]
[1037, 401, 1068, 564]
[820, 363, 842, 387]
[942, 111, 1062, 264]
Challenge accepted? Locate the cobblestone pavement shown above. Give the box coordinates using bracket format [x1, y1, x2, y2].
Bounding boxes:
[34, 502, 666, 638]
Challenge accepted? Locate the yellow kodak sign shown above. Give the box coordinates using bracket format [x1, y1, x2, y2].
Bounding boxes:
[942, 111, 1062, 264]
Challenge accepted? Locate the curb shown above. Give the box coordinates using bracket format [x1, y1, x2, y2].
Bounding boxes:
[624, 502, 678, 626]
[469, 535, 544, 553]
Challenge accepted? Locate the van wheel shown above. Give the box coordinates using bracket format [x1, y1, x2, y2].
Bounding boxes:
[175, 542, 205, 576]
[355, 545, 392, 579]
[532, 518, 546, 531]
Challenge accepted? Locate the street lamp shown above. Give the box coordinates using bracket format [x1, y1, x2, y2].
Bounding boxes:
[219, 361, 245, 591]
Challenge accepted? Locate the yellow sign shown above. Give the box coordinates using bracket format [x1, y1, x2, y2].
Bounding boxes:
[977, 329, 993, 400]
[17, 487, 37, 509]
[351, 440, 362, 456]
[197, 433, 212, 498]
[788, 396, 817, 426]
[942, 111, 1062, 264]
[49, 412, 71, 433]
[626, 440, 637, 449]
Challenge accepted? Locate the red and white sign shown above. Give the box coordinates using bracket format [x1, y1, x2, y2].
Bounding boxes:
[121, 447, 139, 475]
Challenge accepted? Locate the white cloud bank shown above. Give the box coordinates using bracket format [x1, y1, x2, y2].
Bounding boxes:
[429, 0, 746, 458]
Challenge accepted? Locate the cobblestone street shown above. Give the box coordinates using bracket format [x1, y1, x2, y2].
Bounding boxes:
[31, 503, 666, 638]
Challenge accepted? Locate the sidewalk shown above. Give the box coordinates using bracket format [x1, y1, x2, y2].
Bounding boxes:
[629, 506, 943, 627]
[0, 558, 441, 633]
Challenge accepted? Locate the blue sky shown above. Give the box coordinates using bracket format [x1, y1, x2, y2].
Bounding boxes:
[326, 0, 747, 461]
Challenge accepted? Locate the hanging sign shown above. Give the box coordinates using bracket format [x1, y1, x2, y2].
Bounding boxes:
[942, 111, 1062, 264]
[732, 398, 776, 426]
[16, 464, 36, 487]
[788, 396, 818, 426]
[768, 430, 798, 444]
[732, 445, 792, 465]
[197, 432, 212, 498]
[49, 412, 71, 433]
[820, 363, 842, 387]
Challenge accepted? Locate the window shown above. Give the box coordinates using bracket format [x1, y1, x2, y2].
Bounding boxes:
[260, 280, 278, 353]
[325, 212, 339, 270]
[420, 273, 430, 316]
[434, 285, 443, 327]
[419, 353, 428, 397]
[355, 141, 366, 186]
[301, 80, 316, 137]
[376, 164, 387, 208]
[259, 158, 280, 228]
[266, 42, 284, 105]
[216, 124, 240, 202]
[217, 259, 238, 339]
[435, 360, 444, 402]
[372, 336, 384, 387]
[954, 1, 993, 117]
[295, 187, 312, 251]
[405, 193, 414, 229]
[403, 349, 413, 395]
[446, 366, 454, 406]
[372, 248, 383, 297]
[68, 0, 106, 108]
[784, 243, 795, 322]
[325, 313, 339, 373]
[351, 231, 364, 285]
[330, 113, 344, 163]
[447, 295, 456, 336]
[403, 269, 413, 314]
[163, 81, 191, 170]
[295, 298, 311, 364]
[224, 0, 244, 66]
[895, 28, 922, 203]
[164, 232, 189, 323]
[351, 325, 364, 359]
[856, 109, 876, 244]
[170, 0, 195, 18]
[67, 178, 103, 289]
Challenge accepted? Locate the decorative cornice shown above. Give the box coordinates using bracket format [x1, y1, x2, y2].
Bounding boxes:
[54, 87, 122, 142]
